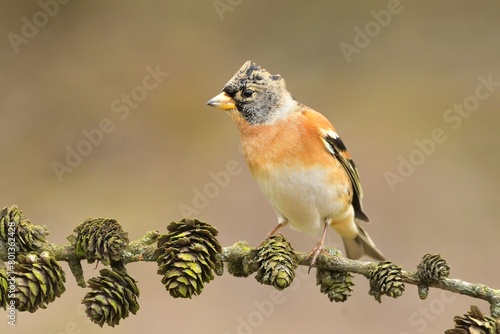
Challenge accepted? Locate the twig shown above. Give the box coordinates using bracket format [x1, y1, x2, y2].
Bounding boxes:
[2, 231, 500, 319]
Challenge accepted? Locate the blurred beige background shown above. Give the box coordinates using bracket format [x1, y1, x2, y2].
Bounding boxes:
[1, 1, 500, 333]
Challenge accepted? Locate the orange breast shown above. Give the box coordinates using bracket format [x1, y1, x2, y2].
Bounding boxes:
[229, 107, 349, 185]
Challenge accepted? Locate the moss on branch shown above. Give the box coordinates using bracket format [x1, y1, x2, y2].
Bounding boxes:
[1, 204, 499, 331]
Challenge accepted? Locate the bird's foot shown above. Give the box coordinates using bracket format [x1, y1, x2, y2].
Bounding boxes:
[306, 241, 326, 274]
[305, 221, 330, 273]
[257, 237, 268, 248]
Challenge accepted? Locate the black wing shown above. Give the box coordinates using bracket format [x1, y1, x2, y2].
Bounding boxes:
[324, 133, 369, 222]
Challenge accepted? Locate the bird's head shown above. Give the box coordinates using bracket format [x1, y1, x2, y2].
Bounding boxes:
[207, 61, 297, 125]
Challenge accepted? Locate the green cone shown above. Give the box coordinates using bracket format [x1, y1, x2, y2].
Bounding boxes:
[316, 269, 354, 302]
[417, 253, 451, 284]
[13, 251, 66, 312]
[156, 218, 222, 298]
[0, 205, 48, 252]
[70, 218, 129, 265]
[445, 305, 499, 334]
[369, 261, 405, 303]
[82, 268, 140, 327]
[255, 235, 297, 291]
[0, 266, 8, 310]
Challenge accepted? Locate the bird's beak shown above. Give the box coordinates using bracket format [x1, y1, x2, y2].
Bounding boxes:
[206, 92, 236, 110]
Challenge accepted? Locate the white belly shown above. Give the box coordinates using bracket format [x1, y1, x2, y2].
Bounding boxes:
[255, 165, 350, 235]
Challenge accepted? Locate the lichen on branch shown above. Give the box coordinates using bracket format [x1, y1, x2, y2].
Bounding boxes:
[1, 204, 499, 332]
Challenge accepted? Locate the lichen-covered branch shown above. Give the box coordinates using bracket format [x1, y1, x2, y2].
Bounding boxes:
[0, 231, 500, 318]
[221, 242, 500, 318]
[5, 230, 498, 318]
[1, 205, 498, 332]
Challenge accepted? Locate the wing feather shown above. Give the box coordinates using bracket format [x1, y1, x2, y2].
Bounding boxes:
[323, 132, 369, 222]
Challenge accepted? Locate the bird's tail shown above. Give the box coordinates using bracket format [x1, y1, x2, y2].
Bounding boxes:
[342, 225, 385, 261]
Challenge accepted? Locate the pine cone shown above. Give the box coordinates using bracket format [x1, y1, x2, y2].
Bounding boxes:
[445, 305, 499, 334]
[156, 218, 222, 298]
[417, 253, 451, 284]
[82, 268, 140, 327]
[316, 269, 354, 302]
[0, 266, 8, 310]
[13, 251, 66, 312]
[70, 218, 129, 265]
[255, 234, 298, 291]
[369, 261, 405, 303]
[0, 205, 48, 252]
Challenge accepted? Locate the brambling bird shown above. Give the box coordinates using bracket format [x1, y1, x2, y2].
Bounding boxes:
[207, 61, 385, 267]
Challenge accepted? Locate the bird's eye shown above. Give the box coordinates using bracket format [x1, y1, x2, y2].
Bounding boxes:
[242, 88, 254, 98]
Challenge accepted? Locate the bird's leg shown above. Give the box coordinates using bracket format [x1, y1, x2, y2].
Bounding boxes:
[306, 221, 330, 273]
[267, 219, 288, 237]
[258, 219, 288, 247]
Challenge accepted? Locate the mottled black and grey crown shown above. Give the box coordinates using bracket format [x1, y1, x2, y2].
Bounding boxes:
[223, 61, 282, 93]
[221, 61, 297, 124]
